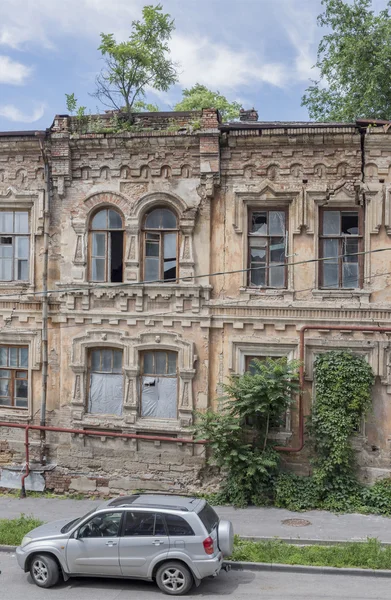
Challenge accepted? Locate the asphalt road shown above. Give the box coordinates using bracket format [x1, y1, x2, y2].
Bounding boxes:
[1, 552, 390, 600]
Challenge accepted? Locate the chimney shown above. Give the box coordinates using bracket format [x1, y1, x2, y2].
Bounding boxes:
[239, 108, 258, 122]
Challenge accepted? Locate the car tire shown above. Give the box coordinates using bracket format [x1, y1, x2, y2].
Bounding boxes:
[156, 561, 194, 595]
[30, 554, 60, 588]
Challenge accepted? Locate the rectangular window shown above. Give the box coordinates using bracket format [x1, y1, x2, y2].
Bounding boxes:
[141, 350, 177, 419]
[248, 209, 287, 288]
[245, 355, 288, 431]
[0, 346, 28, 408]
[0, 211, 29, 282]
[122, 512, 164, 537]
[88, 348, 123, 415]
[319, 209, 363, 289]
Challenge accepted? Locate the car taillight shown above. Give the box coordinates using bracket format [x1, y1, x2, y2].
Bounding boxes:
[203, 536, 214, 555]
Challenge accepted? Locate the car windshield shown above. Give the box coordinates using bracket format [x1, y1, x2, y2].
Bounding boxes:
[60, 508, 97, 533]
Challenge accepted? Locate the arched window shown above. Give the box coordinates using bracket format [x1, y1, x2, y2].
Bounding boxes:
[89, 208, 123, 282]
[143, 208, 178, 282]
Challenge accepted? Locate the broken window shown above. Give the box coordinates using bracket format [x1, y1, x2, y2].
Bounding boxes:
[0, 346, 28, 408]
[248, 209, 287, 288]
[143, 208, 177, 282]
[90, 208, 123, 282]
[141, 350, 177, 419]
[319, 209, 362, 289]
[0, 211, 29, 281]
[88, 348, 123, 415]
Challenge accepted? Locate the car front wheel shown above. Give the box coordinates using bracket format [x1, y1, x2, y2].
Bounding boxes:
[156, 561, 194, 595]
[30, 554, 60, 588]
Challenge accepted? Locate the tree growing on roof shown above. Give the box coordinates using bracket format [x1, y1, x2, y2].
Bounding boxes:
[92, 4, 177, 121]
[174, 84, 242, 121]
[302, 0, 391, 122]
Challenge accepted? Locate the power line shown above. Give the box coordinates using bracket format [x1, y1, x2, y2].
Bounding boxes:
[0, 245, 389, 302]
[11, 267, 391, 333]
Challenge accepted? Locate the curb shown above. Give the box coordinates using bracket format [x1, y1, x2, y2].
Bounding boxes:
[0, 545, 16, 553]
[241, 536, 391, 547]
[225, 561, 391, 578]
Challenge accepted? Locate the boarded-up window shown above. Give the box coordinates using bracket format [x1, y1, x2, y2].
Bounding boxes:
[88, 348, 123, 415]
[141, 350, 177, 419]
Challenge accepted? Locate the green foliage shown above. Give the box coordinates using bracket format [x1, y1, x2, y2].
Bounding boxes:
[94, 4, 177, 119]
[174, 83, 242, 121]
[308, 351, 374, 495]
[230, 537, 391, 570]
[133, 99, 160, 112]
[65, 93, 77, 115]
[194, 358, 300, 507]
[0, 515, 43, 546]
[302, 0, 391, 121]
[276, 351, 380, 514]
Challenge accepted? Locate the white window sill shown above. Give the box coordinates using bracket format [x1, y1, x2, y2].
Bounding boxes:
[267, 430, 292, 443]
[312, 289, 371, 303]
[240, 287, 294, 301]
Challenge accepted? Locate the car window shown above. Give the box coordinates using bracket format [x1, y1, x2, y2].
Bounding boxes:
[78, 512, 122, 539]
[122, 511, 166, 537]
[165, 514, 194, 536]
[198, 504, 219, 533]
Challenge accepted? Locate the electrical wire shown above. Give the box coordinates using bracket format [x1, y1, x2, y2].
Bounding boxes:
[10, 266, 391, 333]
[0, 245, 388, 301]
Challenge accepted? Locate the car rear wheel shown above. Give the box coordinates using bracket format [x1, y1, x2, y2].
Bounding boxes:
[156, 561, 193, 595]
[30, 554, 60, 588]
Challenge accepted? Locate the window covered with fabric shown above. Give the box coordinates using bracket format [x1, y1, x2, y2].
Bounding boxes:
[0, 211, 29, 281]
[89, 208, 123, 282]
[248, 209, 287, 288]
[143, 208, 178, 282]
[141, 350, 177, 419]
[0, 346, 28, 408]
[319, 209, 363, 289]
[88, 348, 123, 415]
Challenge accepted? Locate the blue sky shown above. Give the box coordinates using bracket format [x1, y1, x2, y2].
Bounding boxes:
[0, 0, 386, 131]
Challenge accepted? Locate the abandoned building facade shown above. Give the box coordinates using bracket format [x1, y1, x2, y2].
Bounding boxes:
[1, 107, 391, 494]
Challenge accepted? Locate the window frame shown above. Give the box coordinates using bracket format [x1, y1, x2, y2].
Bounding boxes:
[0, 210, 30, 283]
[86, 347, 124, 415]
[0, 345, 29, 409]
[140, 350, 179, 420]
[88, 207, 124, 283]
[319, 207, 364, 290]
[121, 510, 168, 537]
[247, 208, 288, 289]
[142, 208, 179, 283]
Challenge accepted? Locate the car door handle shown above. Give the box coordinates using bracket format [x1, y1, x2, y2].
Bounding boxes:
[152, 540, 165, 546]
[105, 541, 117, 546]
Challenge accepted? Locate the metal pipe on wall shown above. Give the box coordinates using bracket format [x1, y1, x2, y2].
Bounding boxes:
[274, 324, 391, 453]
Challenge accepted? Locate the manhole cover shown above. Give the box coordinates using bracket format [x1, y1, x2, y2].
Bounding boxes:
[281, 518, 311, 527]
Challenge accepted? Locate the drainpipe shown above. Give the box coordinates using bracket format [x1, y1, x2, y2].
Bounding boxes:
[36, 133, 50, 462]
[274, 324, 391, 453]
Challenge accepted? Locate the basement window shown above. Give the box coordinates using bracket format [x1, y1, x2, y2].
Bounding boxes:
[141, 350, 177, 419]
[89, 208, 123, 282]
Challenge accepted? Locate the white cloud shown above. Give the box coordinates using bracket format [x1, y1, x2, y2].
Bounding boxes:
[0, 0, 143, 49]
[170, 34, 287, 91]
[0, 55, 32, 85]
[0, 104, 45, 123]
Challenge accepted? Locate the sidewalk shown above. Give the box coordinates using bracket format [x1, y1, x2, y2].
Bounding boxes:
[1, 496, 391, 543]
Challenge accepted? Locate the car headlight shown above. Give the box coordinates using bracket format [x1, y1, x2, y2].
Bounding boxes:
[21, 536, 32, 548]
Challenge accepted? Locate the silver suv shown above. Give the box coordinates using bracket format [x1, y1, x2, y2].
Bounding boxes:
[16, 494, 234, 595]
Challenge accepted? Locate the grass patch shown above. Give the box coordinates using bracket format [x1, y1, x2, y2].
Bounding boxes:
[230, 537, 391, 570]
[0, 515, 43, 546]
